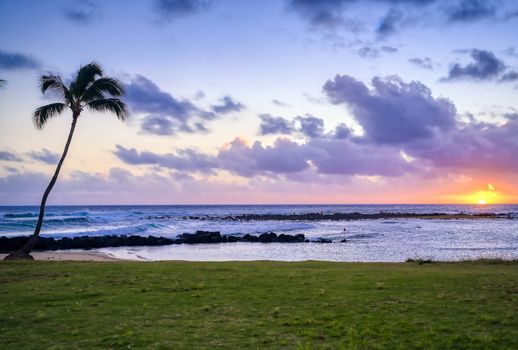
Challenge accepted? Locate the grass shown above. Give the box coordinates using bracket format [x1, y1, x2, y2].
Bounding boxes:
[0, 260, 517, 349]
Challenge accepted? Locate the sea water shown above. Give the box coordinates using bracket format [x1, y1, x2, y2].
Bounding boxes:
[1, 204, 517, 262]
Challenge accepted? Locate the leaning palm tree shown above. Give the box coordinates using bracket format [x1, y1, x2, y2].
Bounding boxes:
[4, 62, 127, 260]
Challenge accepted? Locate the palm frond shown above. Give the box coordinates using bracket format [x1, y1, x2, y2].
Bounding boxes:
[33, 103, 66, 129]
[72, 62, 103, 98]
[86, 98, 128, 121]
[81, 77, 125, 102]
[39, 74, 73, 103]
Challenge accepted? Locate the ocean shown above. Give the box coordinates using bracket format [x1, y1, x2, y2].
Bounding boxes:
[1, 204, 518, 262]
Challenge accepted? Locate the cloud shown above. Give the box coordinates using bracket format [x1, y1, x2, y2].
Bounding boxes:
[446, 0, 497, 22]
[409, 118, 518, 173]
[503, 46, 518, 57]
[357, 45, 398, 58]
[0, 151, 22, 162]
[154, 0, 212, 22]
[287, 0, 510, 39]
[27, 149, 60, 164]
[376, 9, 404, 37]
[321, 73, 518, 175]
[259, 114, 295, 135]
[286, 0, 353, 29]
[323, 74, 456, 144]
[408, 57, 434, 70]
[114, 145, 218, 173]
[210, 96, 244, 114]
[218, 138, 311, 177]
[0, 50, 40, 71]
[442, 49, 506, 82]
[333, 123, 353, 139]
[296, 115, 324, 138]
[272, 99, 289, 107]
[125, 75, 218, 135]
[63, 0, 100, 25]
[500, 71, 518, 82]
[218, 136, 413, 177]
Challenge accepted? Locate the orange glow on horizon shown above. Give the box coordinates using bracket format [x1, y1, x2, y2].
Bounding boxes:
[463, 183, 499, 205]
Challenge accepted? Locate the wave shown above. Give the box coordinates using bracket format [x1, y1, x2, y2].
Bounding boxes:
[4, 213, 38, 218]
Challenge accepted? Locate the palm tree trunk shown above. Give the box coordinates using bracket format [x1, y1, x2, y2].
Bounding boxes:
[4, 115, 79, 260]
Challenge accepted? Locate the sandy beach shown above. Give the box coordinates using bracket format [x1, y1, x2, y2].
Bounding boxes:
[0, 251, 122, 261]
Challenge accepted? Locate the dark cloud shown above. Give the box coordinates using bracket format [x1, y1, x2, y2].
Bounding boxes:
[288, 0, 436, 29]
[63, 0, 100, 25]
[211, 96, 244, 114]
[503, 47, 518, 57]
[287, 0, 353, 29]
[306, 137, 413, 176]
[409, 119, 518, 173]
[0, 151, 22, 162]
[214, 136, 413, 177]
[125, 75, 218, 135]
[272, 99, 289, 107]
[288, 0, 508, 38]
[376, 9, 403, 37]
[27, 149, 60, 164]
[0, 50, 40, 70]
[322, 73, 518, 174]
[114, 145, 218, 173]
[446, 0, 496, 22]
[442, 49, 506, 81]
[154, 0, 212, 22]
[259, 114, 295, 135]
[324, 74, 456, 144]
[357, 47, 380, 59]
[218, 138, 311, 177]
[500, 71, 518, 82]
[296, 115, 324, 138]
[357, 45, 398, 58]
[140, 115, 177, 135]
[333, 123, 353, 139]
[126, 75, 200, 120]
[408, 57, 434, 70]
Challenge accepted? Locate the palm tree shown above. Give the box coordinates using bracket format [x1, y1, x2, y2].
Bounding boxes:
[4, 62, 127, 260]
[0, 79, 5, 87]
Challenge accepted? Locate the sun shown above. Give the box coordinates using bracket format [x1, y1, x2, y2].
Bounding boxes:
[478, 199, 487, 205]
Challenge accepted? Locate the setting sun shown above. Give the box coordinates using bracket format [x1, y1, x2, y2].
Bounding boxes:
[461, 183, 500, 204]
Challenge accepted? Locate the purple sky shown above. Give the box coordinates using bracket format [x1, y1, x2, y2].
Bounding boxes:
[0, 0, 518, 204]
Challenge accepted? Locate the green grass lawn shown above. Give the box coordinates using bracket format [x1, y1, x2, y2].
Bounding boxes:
[1, 260, 517, 349]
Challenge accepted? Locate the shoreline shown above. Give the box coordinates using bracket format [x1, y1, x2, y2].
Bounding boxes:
[1, 249, 516, 263]
[0, 250, 123, 261]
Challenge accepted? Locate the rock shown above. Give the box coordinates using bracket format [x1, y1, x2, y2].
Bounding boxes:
[240, 234, 259, 242]
[0, 231, 312, 252]
[340, 238, 347, 243]
[258, 232, 277, 243]
[314, 238, 333, 243]
[178, 231, 224, 244]
[226, 235, 240, 243]
[277, 233, 305, 243]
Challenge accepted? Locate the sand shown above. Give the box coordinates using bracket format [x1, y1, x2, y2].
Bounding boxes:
[0, 251, 123, 261]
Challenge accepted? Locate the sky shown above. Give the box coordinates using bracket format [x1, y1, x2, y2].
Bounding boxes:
[0, 0, 518, 205]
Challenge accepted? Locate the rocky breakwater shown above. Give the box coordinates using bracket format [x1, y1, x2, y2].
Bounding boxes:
[0, 231, 320, 252]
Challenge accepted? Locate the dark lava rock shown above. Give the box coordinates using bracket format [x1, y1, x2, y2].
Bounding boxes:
[0, 231, 309, 252]
[314, 238, 333, 243]
[258, 232, 277, 243]
[178, 231, 225, 244]
[241, 234, 259, 242]
[277, 233, 305, 243]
